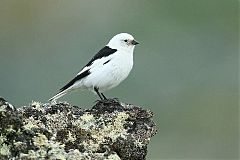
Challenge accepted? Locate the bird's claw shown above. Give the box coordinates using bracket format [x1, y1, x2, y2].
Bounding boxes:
[94, 98, 120, 105]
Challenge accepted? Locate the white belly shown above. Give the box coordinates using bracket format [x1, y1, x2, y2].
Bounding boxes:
[81, 52, 133, 92]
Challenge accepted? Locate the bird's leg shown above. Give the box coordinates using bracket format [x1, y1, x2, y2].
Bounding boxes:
[101, 93, 120, 104]
[94, 87, 103, 100]
[101, 93, 108, 100]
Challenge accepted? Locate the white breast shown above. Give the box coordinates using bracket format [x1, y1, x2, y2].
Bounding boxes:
[81, 50, 134, 92]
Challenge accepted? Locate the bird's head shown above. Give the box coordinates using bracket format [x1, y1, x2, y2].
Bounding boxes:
[107, 33, 139, 51]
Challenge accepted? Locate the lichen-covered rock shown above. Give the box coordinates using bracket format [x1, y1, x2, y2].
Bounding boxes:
[0, 97, 157, 160]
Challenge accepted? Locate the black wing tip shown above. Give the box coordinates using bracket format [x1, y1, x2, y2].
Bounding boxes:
[59, 69, 90, 92]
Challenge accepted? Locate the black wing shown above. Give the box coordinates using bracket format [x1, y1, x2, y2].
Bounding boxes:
[59, 46, 117, 92]
[59, 69, 90, 92]
[85, 46, 117, 67]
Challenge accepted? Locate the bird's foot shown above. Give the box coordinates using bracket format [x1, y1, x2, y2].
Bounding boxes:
[93, 98, 123, 112]
[111, 97, 120, 103]
[94, 98, 120, 105]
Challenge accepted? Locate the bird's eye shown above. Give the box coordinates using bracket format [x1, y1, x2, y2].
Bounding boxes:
[124, 39, 128, 42]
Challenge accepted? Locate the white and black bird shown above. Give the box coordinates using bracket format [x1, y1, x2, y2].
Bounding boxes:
[49, 33, 139, 102]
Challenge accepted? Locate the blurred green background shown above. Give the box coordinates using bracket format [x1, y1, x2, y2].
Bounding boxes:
[0, 0, 238, 159]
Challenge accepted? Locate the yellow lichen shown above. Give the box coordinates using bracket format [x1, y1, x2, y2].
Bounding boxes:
[72, 113, 95, 130]
[67, 131, 76, 142]
[45, 112, 68, 132]
[20, 149, 47, 159]
[31, 101, 43, 112]
[47, 141, 66, 160]
[0, 105, 7, 115]
[33, 133, 48, 147]
[134, 138, 145, 148]
[107, 154, 121, 160]
[81, 112, 129, 152]
[22, 116, 39, 131]
[82, 139, 100, 151]
[66, 149, 82, 159]
[113, 112, 129, 132]
[20, 139, 67, 159]
[80, 113, 94, 122]
[6, 125, 15, 133]
[14, 141, 23, 148]
[0, 135, 7, 145]
[0, 143, 11, 156]
[101, 112, 128, 141]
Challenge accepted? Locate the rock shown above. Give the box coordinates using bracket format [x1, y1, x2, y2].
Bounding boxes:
[0, 97, 157, 160]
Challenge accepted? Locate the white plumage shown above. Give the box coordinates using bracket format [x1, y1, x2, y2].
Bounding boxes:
[49, 33, 139, 101]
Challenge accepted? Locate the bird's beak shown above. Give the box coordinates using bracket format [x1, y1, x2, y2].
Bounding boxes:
[131, 39, 139, 45]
